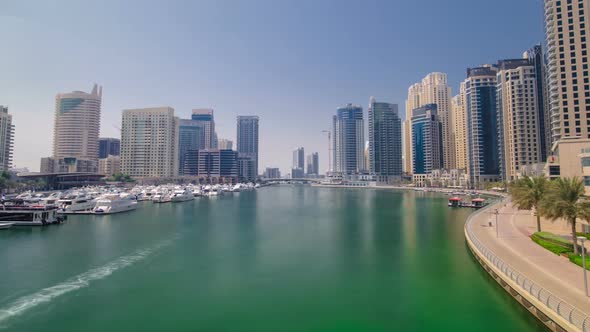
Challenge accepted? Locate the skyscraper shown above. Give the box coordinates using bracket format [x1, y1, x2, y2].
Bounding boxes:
[121, 107, 179, 178]
[333, 104, 364, 174]
[420, 73, 454, 169]
[465, 65, 500, 186]
[177, 119, 202, 175]
[544, 0, 590, 143]
[452, 82, 468, 172]
[293, 147, 304, 169]
[191, 109, 217, 149]
[236, 115, 259, 181]
[53, 84, 102, 161]
[404, 83, 422, 174]
[497, 59, 543, 182]
[411, 104, 443, 175]
[0, 106, 14, 171]
[404, 73, 453, 173]
[218, 139, 233, 150]
[306, 152, 319, 175]
[524, 44, 550, 162]
[368, 97, 402, 182]
[98, 138, 120, 159]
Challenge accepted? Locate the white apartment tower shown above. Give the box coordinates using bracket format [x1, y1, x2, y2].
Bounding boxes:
[0, 106, 14, 171]
[53, 84, 102, 160]
[404, 83, 422, 174]
[452, 82, 468, 172]
[544, 0, 590, 142]
[497, 59, 542, 181]
[121, 107, 179, 178]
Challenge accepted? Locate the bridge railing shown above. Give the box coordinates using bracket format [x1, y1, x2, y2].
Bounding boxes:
[465, 200, 590, 331]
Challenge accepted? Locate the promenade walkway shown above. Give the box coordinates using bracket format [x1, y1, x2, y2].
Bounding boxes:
[471, 200, 590, 317]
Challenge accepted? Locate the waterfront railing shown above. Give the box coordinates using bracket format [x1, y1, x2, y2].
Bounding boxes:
[465, 200, 590, 331]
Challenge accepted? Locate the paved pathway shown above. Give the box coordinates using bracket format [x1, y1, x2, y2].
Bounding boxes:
[471, 201, 590, 314]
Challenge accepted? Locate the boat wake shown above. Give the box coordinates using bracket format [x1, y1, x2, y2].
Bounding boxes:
[0, 235, 178, 326]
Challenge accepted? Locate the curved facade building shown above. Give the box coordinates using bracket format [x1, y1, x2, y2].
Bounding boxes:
[53, 84, 102, 161]
[333, 104, 364, 174]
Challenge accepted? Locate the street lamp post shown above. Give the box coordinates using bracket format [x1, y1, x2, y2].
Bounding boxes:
[577, 236, 588, 297]
[494, 209, 499, 238]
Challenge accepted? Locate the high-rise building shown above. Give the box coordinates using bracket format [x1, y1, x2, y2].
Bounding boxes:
[333, 104, 364, 174]
[191, 109, 217, 149]
[265, 167, 281, 179]
[545, 0, 590, 143]
[452, 82, 469, 171]
[368, 97, 402, 182]
[420, 73, 454, 169]
[544, 0, 590, 143]
[411, 104, 443, 175]
[293, 147, 304, 169]
[524, 44, 550, 162]
[98, 138, 120, 159]
[306, 152, 319, 175]
[497, 59, 543, 181]
[404, 74, 453, 173]
[465, 65, 501, 186]
[98, 155, 121, 176]
[121, 107, 179, 178]
[53, 84, 102, 162]
[218, 139, 233, 150]
[404, 83, 422, 174]
[177, 119, 202, 175]
[0, 106, 14, 171]
[236, 115, 259, 181]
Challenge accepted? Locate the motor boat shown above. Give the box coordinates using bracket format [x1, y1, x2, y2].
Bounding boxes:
[58, 193, 96, 214]
[152, 191, 171, 203]
[171, 189, 193, 202]
[93, 194, 137, 214]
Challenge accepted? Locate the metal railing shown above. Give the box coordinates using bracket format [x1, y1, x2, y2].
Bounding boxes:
[465, 200, 590, 331]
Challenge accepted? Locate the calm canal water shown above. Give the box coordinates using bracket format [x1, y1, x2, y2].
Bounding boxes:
[0, 186, 545, 331]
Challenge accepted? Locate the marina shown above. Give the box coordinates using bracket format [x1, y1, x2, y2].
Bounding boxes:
[0, 186, 544, 332]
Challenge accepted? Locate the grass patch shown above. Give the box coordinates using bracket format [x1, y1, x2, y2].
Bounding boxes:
[531, 235, 571, 255]
[568, 253, 590, 271]
[531, 232, 573, 252]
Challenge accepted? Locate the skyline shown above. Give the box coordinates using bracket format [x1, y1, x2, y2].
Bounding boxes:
[1, 0, 545, 174]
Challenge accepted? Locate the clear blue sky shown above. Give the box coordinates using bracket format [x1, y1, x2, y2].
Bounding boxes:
[1, 0, 544, 174]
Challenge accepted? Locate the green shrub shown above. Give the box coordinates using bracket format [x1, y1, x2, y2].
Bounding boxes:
[532, 232, 574, 251]
[531, 236, 571, 255]
[568, 253, 590, 270]
[576, 232, 590, 241]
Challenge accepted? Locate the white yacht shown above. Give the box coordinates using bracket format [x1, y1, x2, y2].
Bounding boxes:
[0, 202, 64, 226]
[152, 191, 171, 203]
[93, 194, 137, 214]
[171, 189, 193, 202]
[58, 194, 95, 214]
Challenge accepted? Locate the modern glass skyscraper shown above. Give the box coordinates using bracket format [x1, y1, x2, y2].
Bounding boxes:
[177, 119, 202, 175]
[333, 104, 364, 174]
[191, 109, 217, 149]
[544, 0, 590, 143]
[98, 138, 120, 159]
[0, 106, 14, 171]
[306, 152, 319, 175]
[236, 115, 259, 181]
[53, 84, 101, 161]
[524, 44, 550, 162]
[293, 147, 304, 169]
[411, 104, 443, 175]
[368, 97, 402, 181]
[465, 65, 501, 186]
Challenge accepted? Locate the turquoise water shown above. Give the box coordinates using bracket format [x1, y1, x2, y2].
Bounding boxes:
[0, 186, 545, 331]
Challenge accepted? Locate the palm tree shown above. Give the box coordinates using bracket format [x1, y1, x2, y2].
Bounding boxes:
[539, 177, 590, 254]
[510, 176, 548, 232]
